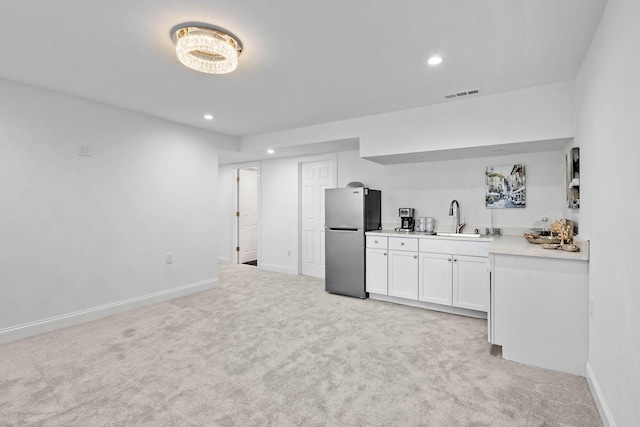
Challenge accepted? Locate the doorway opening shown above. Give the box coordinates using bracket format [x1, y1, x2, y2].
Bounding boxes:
[236, 167, 258, 266]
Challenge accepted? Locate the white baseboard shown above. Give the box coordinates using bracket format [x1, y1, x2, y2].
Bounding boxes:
[0, 278, 218, 344]
[218, 256, 231, 264]
[586, 362, 616, 427]
[259, 263, 298, 275]
[369, 293, 487, 319]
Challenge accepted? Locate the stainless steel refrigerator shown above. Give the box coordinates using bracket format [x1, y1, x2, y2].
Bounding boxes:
[325, 187, 381, 298]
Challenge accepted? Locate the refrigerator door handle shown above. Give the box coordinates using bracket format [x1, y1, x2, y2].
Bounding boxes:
[327, 228, 360, 232]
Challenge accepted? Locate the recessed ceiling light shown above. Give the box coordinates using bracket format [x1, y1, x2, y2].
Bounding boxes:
[427, 56, 443, 66]
[204, 114, 214, 120]
[267, 149, 275, 154]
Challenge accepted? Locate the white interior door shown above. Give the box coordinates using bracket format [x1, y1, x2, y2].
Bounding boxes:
[301, 160, 335, 277]
[238, 168, 258, 264]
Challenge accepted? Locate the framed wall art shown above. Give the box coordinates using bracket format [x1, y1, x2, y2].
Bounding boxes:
[485, 164, 526, 208]
[567, 147, 580, 209]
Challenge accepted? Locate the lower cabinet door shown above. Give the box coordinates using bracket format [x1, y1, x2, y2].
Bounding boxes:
[366, 248, 388, 295]
[453, 255, 489, 312]
[388, 250, 418, 300]
[419, 252, 453, 305]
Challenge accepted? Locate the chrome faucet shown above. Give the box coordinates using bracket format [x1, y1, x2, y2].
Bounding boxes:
[449, 200, 466, 233]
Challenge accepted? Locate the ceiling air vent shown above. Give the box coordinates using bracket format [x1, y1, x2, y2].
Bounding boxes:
[443, 88, 481, 100]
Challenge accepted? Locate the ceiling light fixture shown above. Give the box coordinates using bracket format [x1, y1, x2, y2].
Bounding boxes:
[172, 25, 242, 74]
[428, 56, 443, 66]
[267, 149, 275, 154]
[204, 114, 214, 120]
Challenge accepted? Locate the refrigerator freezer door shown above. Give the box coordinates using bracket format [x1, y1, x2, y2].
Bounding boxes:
[325, 229, 366, 298]
[325, 188, 364, 228]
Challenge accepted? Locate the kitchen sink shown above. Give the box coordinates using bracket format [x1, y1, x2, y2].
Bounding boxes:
[436, 232, 484, 238]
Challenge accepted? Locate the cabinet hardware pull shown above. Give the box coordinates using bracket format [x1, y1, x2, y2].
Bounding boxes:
[454, 259, 458, 262]
[374, 240, 378, 243]
[384, 253, 387, 256]
[401, 242, 405, 245]
[448, 258, 452, 261]
[413, 255, 417, 259]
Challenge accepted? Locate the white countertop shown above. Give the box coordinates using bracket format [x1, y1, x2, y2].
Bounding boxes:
[365, 230, 589, 261]
[366, 229, 493, 242]
[488, 235, 589, 261]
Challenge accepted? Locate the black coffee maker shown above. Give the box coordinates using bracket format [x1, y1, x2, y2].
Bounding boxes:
[399, 208, 415, 231]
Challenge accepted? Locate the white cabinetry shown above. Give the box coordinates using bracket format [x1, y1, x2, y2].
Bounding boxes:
[388, 237, 418, 299]
[365, 232, 490, 319]
[419, 239, 490, 312]
[418, 252, 452, 305]
[366, 236, 419, 298]
[491, 253, 588, 376]
[388, 250, 418, 299]
[365, 236, 388, 294]
[366, 249, 388, 294]
[452, 255, 489, 311]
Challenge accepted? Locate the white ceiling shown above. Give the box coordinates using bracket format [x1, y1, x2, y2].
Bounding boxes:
[0, 0, 606, 139]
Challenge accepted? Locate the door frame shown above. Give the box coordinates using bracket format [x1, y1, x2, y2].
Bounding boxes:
[231, 163, 261, 266]
[297, 154, 338, 275]
[236, 167, 259, 264]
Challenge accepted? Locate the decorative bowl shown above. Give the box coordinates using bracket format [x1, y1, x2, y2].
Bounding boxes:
[522, 233, 562, 244]
[541, 243, 561, 249]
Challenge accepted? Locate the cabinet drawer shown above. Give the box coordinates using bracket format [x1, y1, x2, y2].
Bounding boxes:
[389, 237, 419, 251]
[366, 236, 388, 249]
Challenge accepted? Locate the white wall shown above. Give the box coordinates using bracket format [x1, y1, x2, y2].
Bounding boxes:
[357, 81, 574, 158]
[338, 150, 565, 233]
[241, 81, 574, 158]
[259, 157, 301, 274]
[220, 160, 296, 272]
[226, 80, 574, 276]
[218, 149, 566, 277]
[574, 0, 640, 425]
[218, 165, 236, 264]
[220, 155, 340, 275]
[0, 79, 230, 340]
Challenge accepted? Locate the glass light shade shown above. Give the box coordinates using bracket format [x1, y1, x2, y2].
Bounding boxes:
[428, 56, 443, 65]
[174, 27, 241, 74]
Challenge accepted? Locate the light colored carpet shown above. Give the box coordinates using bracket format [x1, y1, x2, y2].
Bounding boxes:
[0, 264, 601, 426]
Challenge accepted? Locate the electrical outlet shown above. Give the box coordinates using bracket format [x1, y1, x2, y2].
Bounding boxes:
[589, 299, 595, 320]
[78, 144, 92, 157]
[165, 253, 173, 264]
